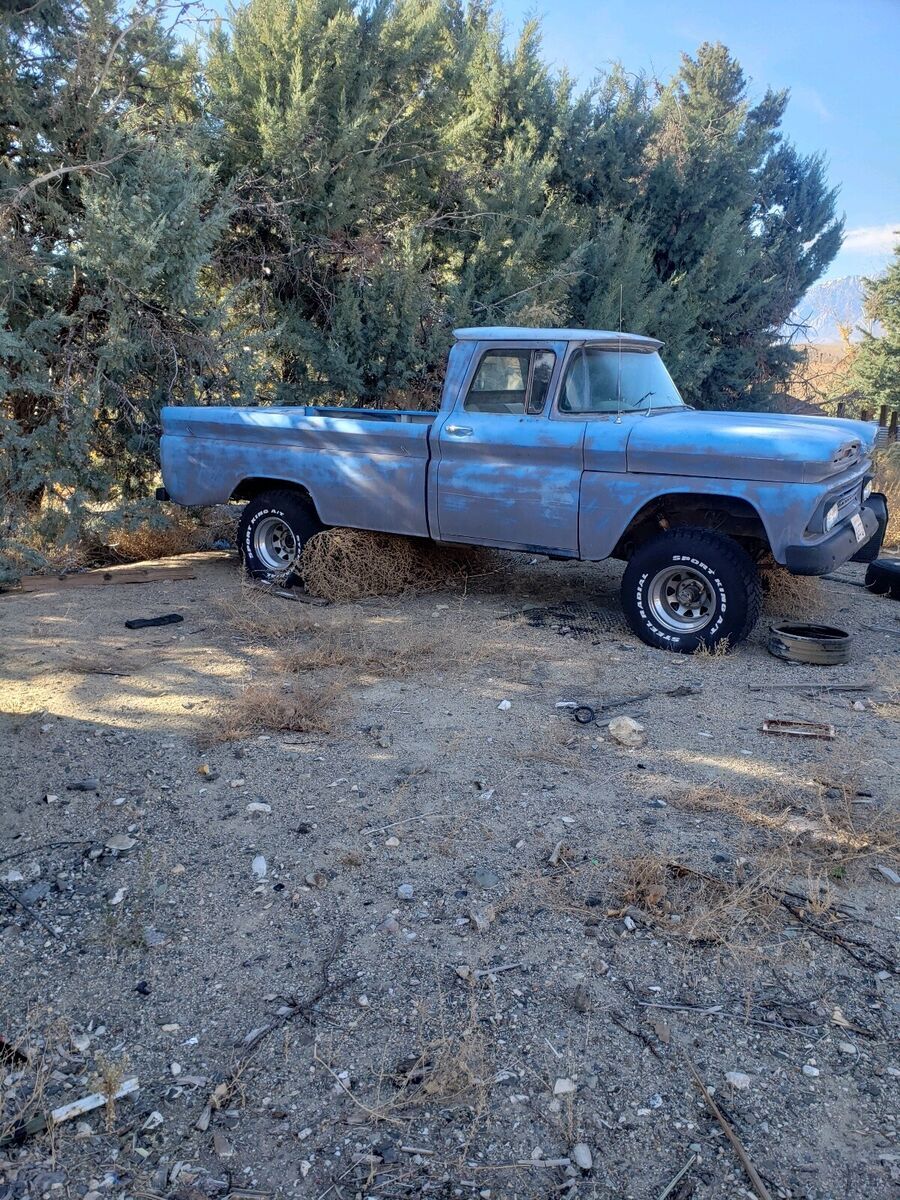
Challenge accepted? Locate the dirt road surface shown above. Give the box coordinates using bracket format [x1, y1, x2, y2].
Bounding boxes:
[1, 551, 898, 1199]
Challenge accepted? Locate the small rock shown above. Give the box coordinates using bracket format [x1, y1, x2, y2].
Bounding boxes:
[357, 995, 369, 1008]
[246, 802, 271, 815]
[20, 881, 51, 905]
[382, 915, 400, 934]
[305, 870, 328, 888]
[497, 699, 511, 711]
[142, 1111, 164, 1130]
[67, 778, 99, 792]
[570, 1143, 592, 1171]
[397, 883, 414, 901]
[469, 905, 495, 933]
[251, 855, 267, 879]
[109, 886, 126, 905]
[876, 865, 900, 887]
[571, 984, 591, 1013]
[72, 1033, 91, 1053]
[213, 1132, 234, 1158]
[837, 1041, 857, 1055]
[554, 1077, 576, 1095]
[2, 869, 24, 883]
[473, 867, 500, 889]
[802, 1064, 820, 1077]
[105, 834, 136, 852]
[725, 1071, 752, 1090]
[170, 1062, 182, 1076]
[607, 716, 645, 748]
[385, 836, 400, 848]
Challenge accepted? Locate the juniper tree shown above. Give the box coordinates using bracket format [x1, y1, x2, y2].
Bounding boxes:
[847, 242, 900, 414]
[0, 1, 247, 574]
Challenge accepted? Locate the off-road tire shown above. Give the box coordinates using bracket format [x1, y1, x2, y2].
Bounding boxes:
[238, 490, 322, 586]
[621, 527, 762, 653]
[865, 557, 900, 600]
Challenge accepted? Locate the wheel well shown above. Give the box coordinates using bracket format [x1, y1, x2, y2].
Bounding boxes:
[230, 477, 316, 511]
[612, 494, 769, 560]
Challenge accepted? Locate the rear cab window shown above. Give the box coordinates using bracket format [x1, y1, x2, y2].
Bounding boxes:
[464, 349, 557, 415]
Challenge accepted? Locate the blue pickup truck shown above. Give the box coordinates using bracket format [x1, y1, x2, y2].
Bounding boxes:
[159, 327, 888, 651]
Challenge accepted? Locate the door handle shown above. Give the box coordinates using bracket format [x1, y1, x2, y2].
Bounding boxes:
[445, 424, 473, 437]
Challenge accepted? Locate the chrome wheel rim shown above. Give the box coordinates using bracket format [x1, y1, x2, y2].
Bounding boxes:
[253, 516, 298, 572]
[647, 565, 716, 634]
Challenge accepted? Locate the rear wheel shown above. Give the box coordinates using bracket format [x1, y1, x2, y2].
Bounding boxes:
[621, 527, 762, 652]
[238, 490, 322, 586]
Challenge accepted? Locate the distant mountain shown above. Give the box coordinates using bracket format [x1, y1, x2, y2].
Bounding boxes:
[790, 275, 880, 344]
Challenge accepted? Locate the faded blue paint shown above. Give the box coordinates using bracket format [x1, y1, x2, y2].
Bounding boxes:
[159, 329, 879, 573]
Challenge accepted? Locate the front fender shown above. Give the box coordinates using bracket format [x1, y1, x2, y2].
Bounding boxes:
[577, 472, 820, 562]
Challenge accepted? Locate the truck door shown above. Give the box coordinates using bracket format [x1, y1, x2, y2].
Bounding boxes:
[434, 342, 585, 554]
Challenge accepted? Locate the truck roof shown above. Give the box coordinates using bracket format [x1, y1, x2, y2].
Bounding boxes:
[452, 326, 663, 350]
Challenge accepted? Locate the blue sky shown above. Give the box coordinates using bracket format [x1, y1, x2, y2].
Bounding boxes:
[203, 0, 899, 280]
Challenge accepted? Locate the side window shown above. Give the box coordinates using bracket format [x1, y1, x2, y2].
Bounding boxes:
[527, 350, 556, 414]
[465, 351, 529, 414]
[559, 351, 587, 413]
[464, 349, 556, 415]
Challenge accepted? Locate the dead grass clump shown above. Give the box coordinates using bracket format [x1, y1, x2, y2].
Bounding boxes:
[804, 783, 900, 864]
[217, 592, 319, 641]
[616, 854, 781, 945]
[675, 785, 795, 837]
[396, 994, 493, 1110]
[0, 1015, 66, 1146]
[82, 508, 203, 564]
[60, 652, 144, 677]
[691, 636, 732, 659]
[301, 528, 497, 602]
[873, 445, 900, 548]
[761, 567, 824, 617]
[285, 623, 446, 678]
[207, 679, 343, 742]
[677, 783, 900, 865]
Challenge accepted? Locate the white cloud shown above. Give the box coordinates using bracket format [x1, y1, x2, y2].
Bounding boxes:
[792, 85, 831, 122]
[843, 223, 900, 254]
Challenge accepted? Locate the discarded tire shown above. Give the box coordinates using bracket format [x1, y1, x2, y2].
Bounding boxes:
[865, 558, 900, 600]
[768, 622, 852, 665]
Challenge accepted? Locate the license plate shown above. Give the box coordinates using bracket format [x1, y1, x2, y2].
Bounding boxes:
[850, 512, 866, 543]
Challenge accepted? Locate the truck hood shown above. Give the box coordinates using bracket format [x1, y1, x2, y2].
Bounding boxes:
[625, 411, 876, 483]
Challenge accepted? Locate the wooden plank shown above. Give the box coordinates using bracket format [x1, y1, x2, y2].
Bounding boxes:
[11, 565, 196, 594]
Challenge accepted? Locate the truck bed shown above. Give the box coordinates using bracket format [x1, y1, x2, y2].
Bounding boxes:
[160, 405, 436, 537]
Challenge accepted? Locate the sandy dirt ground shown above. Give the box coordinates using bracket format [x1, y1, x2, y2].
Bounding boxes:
[1, 549, 898, 1200]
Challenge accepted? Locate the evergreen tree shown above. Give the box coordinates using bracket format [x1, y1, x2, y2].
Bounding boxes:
[847, 242, 900, 413]
[0, 1, 245, 574]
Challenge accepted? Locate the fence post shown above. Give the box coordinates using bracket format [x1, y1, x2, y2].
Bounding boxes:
[890, 410, 898, 443]
[861, 408, 871, 422]
[879, 404, 888, 428]
[836, 401, 845, 418]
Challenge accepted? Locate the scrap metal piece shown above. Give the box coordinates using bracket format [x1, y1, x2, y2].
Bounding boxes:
[761, 718, 836, 740]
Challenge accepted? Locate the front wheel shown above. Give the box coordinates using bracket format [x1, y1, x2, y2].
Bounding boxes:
[238, 490, 322, 586]
[621, 527, 762, 653]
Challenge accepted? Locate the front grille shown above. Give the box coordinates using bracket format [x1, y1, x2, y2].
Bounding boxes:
[835, 485, 859, 515]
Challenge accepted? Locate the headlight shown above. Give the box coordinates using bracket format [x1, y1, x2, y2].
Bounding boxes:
[824, 503, 840, 532]
[862, 478, 873, 502]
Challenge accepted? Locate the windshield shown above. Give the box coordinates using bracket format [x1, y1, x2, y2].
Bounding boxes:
[559, 349, 685, 414]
